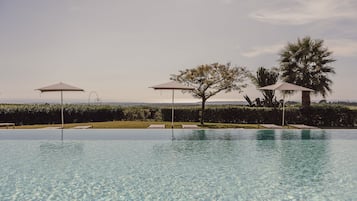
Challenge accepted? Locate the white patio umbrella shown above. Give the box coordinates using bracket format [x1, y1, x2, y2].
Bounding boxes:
[150, 81, 194, 128]
[259, 82, 314, 126]
[36, 82, 84, 129]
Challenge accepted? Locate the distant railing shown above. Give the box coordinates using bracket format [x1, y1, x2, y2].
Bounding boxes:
[88, 91, 101, 104]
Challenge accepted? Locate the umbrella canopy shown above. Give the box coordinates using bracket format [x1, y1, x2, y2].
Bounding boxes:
[259, 82, 314, 126]
[151, 81, 194, 90]
[259, 82, 314, 92]
[37, 82, 84, 129]
[37, 82, 84, 92]
[150, 81, 194, 128]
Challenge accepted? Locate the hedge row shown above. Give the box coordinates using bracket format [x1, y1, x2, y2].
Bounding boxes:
[161, 105, 356, 127]
[1, 104, 356, 127]
[0, 104, 160, 125]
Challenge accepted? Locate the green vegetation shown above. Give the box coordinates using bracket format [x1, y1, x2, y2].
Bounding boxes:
[246, 67, 280, 107]
[0, 104, 357, 128]
[1, 104, 356, 128]
[0, 104, 159, 125]
[279, 36, 336, 107]
[172, 62, 248, 125]
[0, 104, 125, 125]
[162, 105, 356, 127]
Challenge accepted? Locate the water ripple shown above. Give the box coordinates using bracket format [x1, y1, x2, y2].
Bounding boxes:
[0, 130, 356, 200]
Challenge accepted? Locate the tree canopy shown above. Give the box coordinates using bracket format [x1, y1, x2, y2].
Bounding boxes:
[279, 36, 335, 107]
[250, 67, 279, 107]
[172, 62, 248, 125]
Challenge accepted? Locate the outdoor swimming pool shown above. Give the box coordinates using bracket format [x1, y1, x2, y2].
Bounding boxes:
[0, 129, 356, 200]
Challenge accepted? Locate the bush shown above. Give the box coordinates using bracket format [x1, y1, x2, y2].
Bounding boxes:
[161, 108, 200, 122]
[1, 104, 355, 127]
[298, 105, 356, 127]
[123, 107, 160, 121]
[161, 105, 356, 127]
[0, 104, 126, 125]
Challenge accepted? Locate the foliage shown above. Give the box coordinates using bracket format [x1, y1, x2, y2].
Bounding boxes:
[250, 67, 280, 107]
[172, 62, 248, 125]
[279, 36, 336, 107]
[161, 105, 356, 127]
[297, 105, 356, 127]
[244, 95, 255, 107]
[1, 104, 355, 127]
[244, 95, 275, 108]
[123, 107, 160, 121]
[0, 104, 158, 125]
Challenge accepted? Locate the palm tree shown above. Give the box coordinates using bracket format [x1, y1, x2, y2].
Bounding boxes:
[251, 67, 279, 107]
[279, 36, 335, 107]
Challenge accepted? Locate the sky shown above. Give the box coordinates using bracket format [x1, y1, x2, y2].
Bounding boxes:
[0, 0, 356, 103]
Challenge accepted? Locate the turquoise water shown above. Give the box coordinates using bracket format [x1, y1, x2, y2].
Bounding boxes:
[0, 129, 356, 200]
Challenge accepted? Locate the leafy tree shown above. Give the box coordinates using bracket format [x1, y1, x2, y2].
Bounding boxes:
[172, 63, 248, 125]
[250, 67, 279, 107]
[279, 36, 336, 107]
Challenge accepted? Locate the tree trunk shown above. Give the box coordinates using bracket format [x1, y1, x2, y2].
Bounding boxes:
[200, 98, 206, 125]
[302, 91, 311, 107]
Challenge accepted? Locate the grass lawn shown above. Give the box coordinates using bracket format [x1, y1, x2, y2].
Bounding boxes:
[13, 121, 262, 129]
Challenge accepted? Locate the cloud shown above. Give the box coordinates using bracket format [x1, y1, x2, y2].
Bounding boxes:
[250, 0, 357, 25]
[241, 43, 284, 58]
[325, 39, 357, 57]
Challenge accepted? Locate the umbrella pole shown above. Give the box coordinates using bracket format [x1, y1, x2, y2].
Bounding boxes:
[171, 90, 174, 129]
[282, 93, 285, 126]
[61, 91, 64, 129]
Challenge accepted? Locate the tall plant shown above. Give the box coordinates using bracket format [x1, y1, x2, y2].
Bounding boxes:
[250, 67, 279, 107]
[172, 63, 248, 125]
[279, 36, 336, 107]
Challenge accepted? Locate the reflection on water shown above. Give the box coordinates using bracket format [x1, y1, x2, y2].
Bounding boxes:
[255, 130, 277, 151]
[40, 142, 84, 156]
[256, 130, 275, 140]
[39, 142, 84, 171]
[301, 129, 328, 140]
[171, 129, 329, 141]
[173, 130, 208, 140]
[151, 129, 355, 200]
[301, 129, 312, 140]
[172, 129, 235, 141]
[0, 129, 356, 200]
[280, 129, 329, 140]
[279, 137, 330, 195]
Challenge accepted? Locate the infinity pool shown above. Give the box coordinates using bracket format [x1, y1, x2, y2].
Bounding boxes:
[0, 129, 356, 200]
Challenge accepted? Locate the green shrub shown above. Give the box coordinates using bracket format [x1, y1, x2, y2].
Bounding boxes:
[1, 104, 355, 127]
[161, 105, 356, 127]
[0, 104, 126, 125]
[123, 107, 159, 121]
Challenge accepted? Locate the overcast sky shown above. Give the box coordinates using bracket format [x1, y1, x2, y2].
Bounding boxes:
[1, 0, 356, 103]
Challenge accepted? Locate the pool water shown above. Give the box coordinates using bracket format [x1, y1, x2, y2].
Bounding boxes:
[0, 129, 356, 200]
